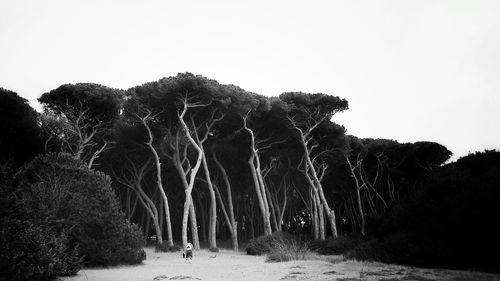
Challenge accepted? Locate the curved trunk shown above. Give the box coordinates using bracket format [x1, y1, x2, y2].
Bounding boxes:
[211, 145, 238, 251]
[135, 184, 163, 245]
[345, 154, 365, 236]
[248, 154, 272, 235]
[243, 117, 272, 236]
[300, 135, 338, 238]
[139, 113, 174, 246]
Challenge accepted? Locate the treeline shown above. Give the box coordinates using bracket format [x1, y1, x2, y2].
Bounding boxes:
[38, 73, 450, 248]
[4, 72, 496, 277]
[309, 149, 500, 272]
[1, 88, 145, 281]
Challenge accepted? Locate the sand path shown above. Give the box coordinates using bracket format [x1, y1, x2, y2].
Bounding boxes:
[61, 247, 500, 281]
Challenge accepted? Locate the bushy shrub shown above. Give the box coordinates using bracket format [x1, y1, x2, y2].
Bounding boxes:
[308, 235, 364, 255]
[0, 220, 81, 281]
[14, 153, 146, 267]
[245, 232, 297, 256]
[209, 247, 220, 253]
[0, 182, 81, 281]
[155, 242, 182, 253]
[266, 240, 316, 262]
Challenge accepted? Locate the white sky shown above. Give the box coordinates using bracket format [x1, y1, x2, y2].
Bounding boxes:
[1, 0, 499, 161]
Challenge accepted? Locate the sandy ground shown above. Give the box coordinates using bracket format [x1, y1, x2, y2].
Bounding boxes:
[60, 247, 500, 281]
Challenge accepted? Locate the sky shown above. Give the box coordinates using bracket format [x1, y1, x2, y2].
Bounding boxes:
[1, 0, 499, 161]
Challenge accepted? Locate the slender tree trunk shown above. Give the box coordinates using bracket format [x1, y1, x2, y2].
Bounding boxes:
[248, 155, 272, 235]
[88, 141, 109, 169]
[138, 112, 174, 246]
[130, 195, 139, 221]
[158, 196, 164, 236]
[197, 195, 208, 245]
[266, 187, 279, 232]
[189, 196, 200, 250]
[199, 146, 217, 249]
[254, 156, 272, 232]
[345, 154, 366, 236]
[211, 144, 238, 251]
[244, 202, 256, 240]
[177, 105, 205, 249]
[145, 213, 151, 239]
[126, 190, 132, 218]
[312, 190, 319, 240]
[317, 193, 325, 240]
[214, 183, 239, 251]
[290, 119, 339, 238]
[135, 184, 163, 244]
[243, 115, 273, 236]
[304, 151, 338, 238]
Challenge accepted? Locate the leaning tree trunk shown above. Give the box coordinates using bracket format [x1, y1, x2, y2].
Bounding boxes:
[248, 153, 273, 236]
[244, 117, 272, 236]
[138, 112, 174, 246]
[177, 104, 205, 248]
[211, 144, 238, 251]
[345, 154, 366, 236]
[302, 142, 338, 238]
[303, 161, 334, 240]
[199, 146, 217, 250]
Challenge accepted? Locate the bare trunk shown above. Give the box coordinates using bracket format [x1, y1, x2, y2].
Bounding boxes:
[211, 144, 238, 251]
[248, 155, 272, 235]
[302, 138, 338, 238]
[158, 196, 164, 235]
[144, 213, 151, 239]
[151, 146, 173, 246]
[138, 113, 174, 246]
[88, 141, 109, 169]
[266, 187, 279, 232]
[181, 189, 191, 249]
[312, 190, 319, 239]
[189, 196, 200, 250]
[75, 143, 84, 160]
[289, 116, 339, 239]
[177, 104, 205, 248]
[199, 146, 217, 249]
[244, 117, 272, 236]
[197, 195, 208, 245]
[112, 158, 164, 244]
[356, 184, 366, 236]
[214, 183, 239, 251]
[345, 154, 366, 236]
[126, 190, 132, 218]
[130, 195, 139, 220]
[254, 156, 272, 231]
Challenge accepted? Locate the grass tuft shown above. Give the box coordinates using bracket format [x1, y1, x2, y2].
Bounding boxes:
[266, 240, 318, 262]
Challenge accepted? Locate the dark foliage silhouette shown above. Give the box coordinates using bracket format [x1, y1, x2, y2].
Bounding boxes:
[14, 153, 146, 266]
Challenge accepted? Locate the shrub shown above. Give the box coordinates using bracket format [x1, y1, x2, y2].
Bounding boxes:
[0, 220, 81, 281]
[308, 235, 364, 255]
[0, 182, 81, 281]
[14, 153, 146, 267]
[209, 247, 220, 253]
[266, 240, 317, 262]
[155, 242, 182, 253]
[245, 232, 296, 256]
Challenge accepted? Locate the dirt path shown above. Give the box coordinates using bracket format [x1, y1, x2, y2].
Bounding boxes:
[61, 248, 500, 281]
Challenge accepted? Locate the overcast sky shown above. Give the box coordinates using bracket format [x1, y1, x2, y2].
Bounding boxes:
[1, 0, 499, 161]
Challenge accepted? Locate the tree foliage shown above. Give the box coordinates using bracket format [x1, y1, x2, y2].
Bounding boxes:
[1, 73, 485, 274]
[14, 153, 146, 266]
[0, 88, 43, 170]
